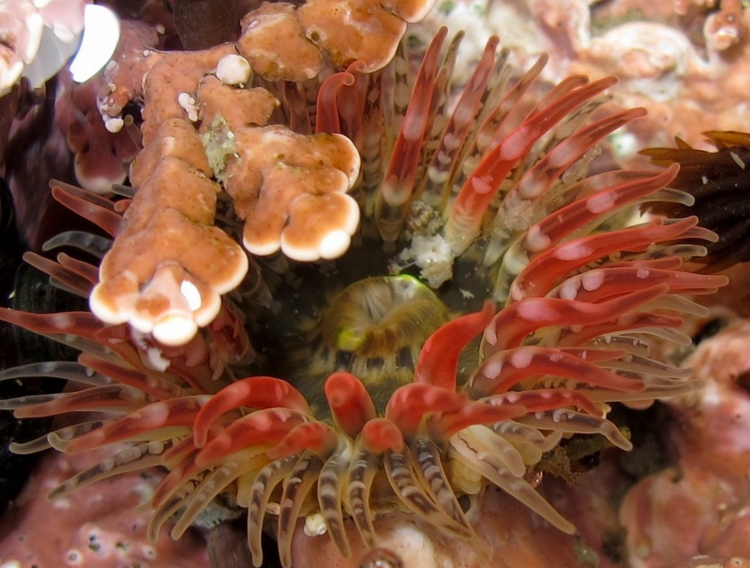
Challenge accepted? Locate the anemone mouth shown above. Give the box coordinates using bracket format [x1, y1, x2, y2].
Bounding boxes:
[326, 275, 447, 353]
[315, 275, 449, 392]
[0, 15, 732, 568]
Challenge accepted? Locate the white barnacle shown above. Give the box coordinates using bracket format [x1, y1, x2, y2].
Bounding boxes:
[304, 513, 328, 537]
[178, 92, 200, 122]
[216, 54, 252, 86]
[103, 115, 124, 133]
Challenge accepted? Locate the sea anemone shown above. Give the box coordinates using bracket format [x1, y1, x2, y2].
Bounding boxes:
[0, 11, 729, 568]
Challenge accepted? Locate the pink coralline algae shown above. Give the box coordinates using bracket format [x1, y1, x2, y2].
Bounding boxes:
[0, 450, 210, 568]
[0, 2, 744, 568]
[619, 318, 750, 568]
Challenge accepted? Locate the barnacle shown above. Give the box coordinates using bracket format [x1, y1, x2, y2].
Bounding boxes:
[0, 6, 730, 568]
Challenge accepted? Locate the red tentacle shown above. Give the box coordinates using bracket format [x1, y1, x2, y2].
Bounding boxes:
[468, 346, 644, 398]
[431, 400, 526, 438]
[57, 253, 100, 285]
[360, 418, 404, 453]
[22, 251, 96, 297]
[482, 284, 670, 356]
[13, 385, 145, 418]
[414, 301, 495, 389]
[267, 421, 339, 459]
[64, 395, 208, 454]
[78, 352, 189, 400]
[375, 27, 447, 244]
[385, 383, 465, 438]
[488, 388, 603, 417]
[549, 266, 729, 303]
[448, 76, 619, 249]
[510, 216, 710, 302]
[324, 372, 376, 438]
[194, 408, 306, 467]
[418, 35, 501, 203]
[0, 308, 106, 340]
[555, 311, 687, 348]
[193, 376, 312, 447]
[316, 71, 355, 134]
[51, 185, 125, 237]
[337, 60, 369, 148]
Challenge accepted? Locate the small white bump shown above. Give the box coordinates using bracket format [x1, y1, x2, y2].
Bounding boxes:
[216, 54, 251, 86]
